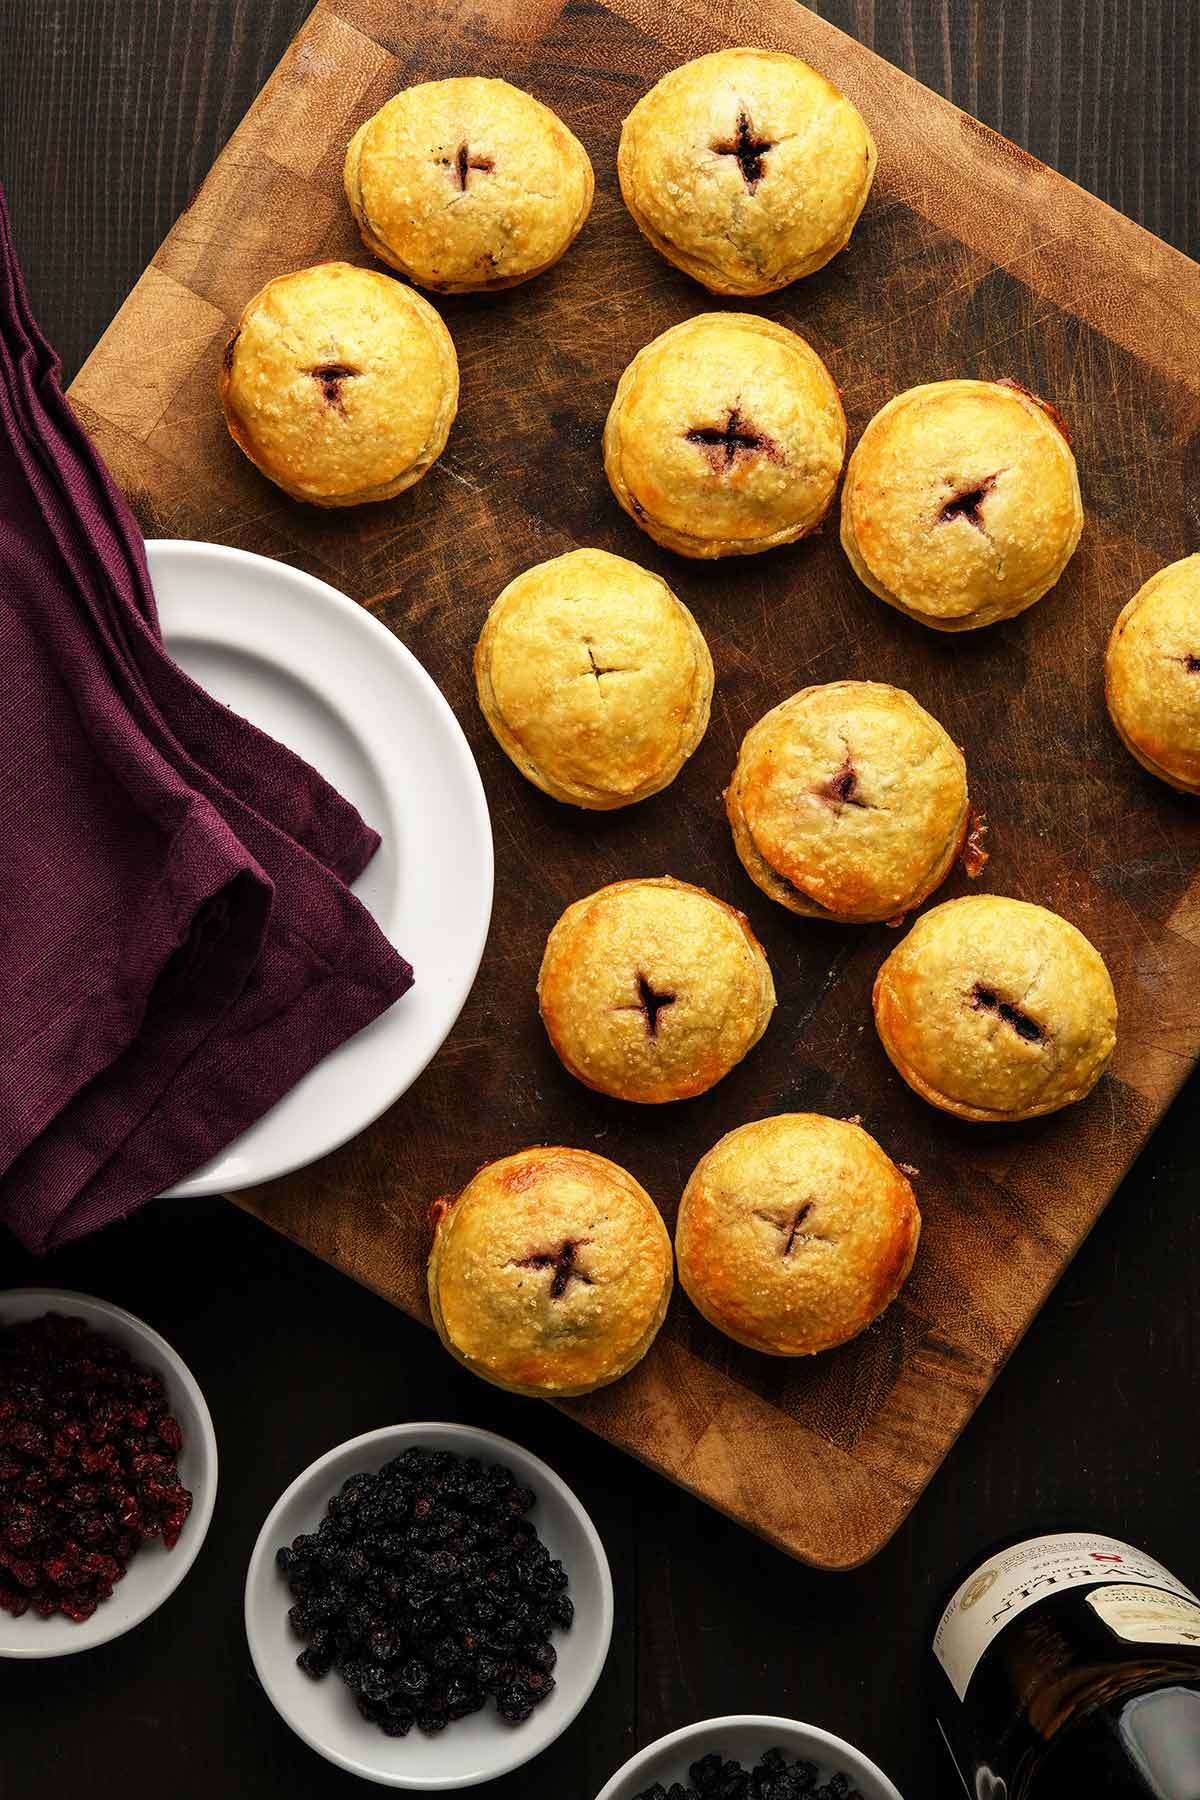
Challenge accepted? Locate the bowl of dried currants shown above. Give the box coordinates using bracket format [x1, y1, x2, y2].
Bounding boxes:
[244, 1421, 614, 1788]
[595, 1716, 905, 1800]
[0, 1288, 218, 1658]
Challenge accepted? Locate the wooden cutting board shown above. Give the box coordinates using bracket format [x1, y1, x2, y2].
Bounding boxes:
[68, 0, 1200, 1568]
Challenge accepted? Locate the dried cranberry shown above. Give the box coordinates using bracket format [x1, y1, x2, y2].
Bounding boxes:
[0, 1313, 191, 1624]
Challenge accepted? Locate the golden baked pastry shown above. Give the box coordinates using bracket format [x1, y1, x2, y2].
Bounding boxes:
[219, 262, 457, 507]
[537, 876, 775, 1103]
[676, 1114, 920, 1357]
[603, 313, 846, 559]
[427, 1145, 672, 1397]
[873, 895, 1117, 1122]
[1105, 555, 1200, 792]
[841, 378, 1084, 630]
[344, 77, 593, 293]
[618, 47, 876, 296]
[475, 548, 714, 809]
[726, 680, 980, 923]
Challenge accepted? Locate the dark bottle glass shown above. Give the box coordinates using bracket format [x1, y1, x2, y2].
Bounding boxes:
[930, 1532, 1200, 1798]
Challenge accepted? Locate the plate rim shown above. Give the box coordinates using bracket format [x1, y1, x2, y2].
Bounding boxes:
[146, 538, 494, 1196]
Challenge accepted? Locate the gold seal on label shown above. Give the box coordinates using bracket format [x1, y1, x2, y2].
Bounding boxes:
[960, 1568, 1000, 1612]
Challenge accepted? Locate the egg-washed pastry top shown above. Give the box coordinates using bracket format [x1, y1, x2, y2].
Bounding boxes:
[726, 680, 975, 923]
[427, 1145, 673, 1396]
[1105, 554, 1200, 792]
[676, 1113, 920, 1357]
[344, 77, 594, 293]
[474, 547, 714, 809]
[840, 378, 1083, 631]
[603, 312, 846, 559]
[537, 876, 776, 1103]
[873, 895, 1117, 1122]
[618, 47, 876, 296]
[219, 262, 458, 507]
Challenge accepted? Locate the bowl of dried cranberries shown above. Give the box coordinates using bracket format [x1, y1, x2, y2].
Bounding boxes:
[244, 1421, 613, 1788]
[0, 1289, 217, 1659]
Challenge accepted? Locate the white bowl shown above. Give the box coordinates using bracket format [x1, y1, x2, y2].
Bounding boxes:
[245, 1422, 614, 1789]
[596, 1715, 905, 1800]
[0, 1288, 218, 1659]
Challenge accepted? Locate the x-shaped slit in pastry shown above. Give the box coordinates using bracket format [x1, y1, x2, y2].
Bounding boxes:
[814, 751, 873, 815]
[637, 973, 675, 1036]
[510, 1238, 594, 1299]
[970, 983, 1046, 1044]
[711, 109, 775, 190]
[584, 641, 625, 686]
[309, 364, 358, 414]
[440, 142, 495, 190]
[1173, 653, 1200, 674]
[755, 1202, 828, 1257]
[614, 973, 676, 1037]
[939, 474, 998, 529]
[685, 408, 778, 473]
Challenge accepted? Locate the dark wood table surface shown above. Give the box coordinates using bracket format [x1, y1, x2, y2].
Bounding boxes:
[2, 4, 1196, 1795]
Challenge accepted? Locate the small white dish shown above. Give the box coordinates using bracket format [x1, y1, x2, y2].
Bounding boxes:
[147, 539, 494, 1196]
[596, 1714, 905, 1800]
[245, 1422, 613, 1789]
[0, 1288, 218, 1659]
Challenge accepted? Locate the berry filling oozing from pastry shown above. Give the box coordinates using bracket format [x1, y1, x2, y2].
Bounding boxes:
[710, 109, 776, 190]
[309, 363, 358, 413]
[436, 141, 495, 190]
[626, 972, 676, 1038]
[813, 749, 873, 814]
[684, 407, 781, 472]
[509, 1238, 594, 1299]
[938, 473, 999, 529]
[969, 983, 1047, 1044]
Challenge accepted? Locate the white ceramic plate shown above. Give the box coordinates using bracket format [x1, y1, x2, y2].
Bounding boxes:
[0, 1289, 218, 1659]
[596, 1714, 905, 1800]
[147, 540, 493, 1196]
[245, 1422, 613, 1789]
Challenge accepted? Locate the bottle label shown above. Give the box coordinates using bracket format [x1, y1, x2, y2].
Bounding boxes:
[933, 1532, 1199, 1702]
[1087, 1585, 1200, 1647]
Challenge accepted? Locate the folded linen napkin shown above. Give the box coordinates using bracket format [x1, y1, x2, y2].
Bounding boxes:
[0, 189, 414, 1252]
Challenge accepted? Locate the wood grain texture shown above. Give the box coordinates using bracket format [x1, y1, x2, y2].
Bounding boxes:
[58, 0, 1200, 1570]
[5, 8, 1199, 1799]
[5, 1, 1198, 385]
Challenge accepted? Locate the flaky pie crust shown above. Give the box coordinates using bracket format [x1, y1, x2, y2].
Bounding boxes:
[726, 680, 972, 923]
[603, 312, 846, 559]
[840, 378, 1083, 630]
[1105, 555, 1200, 793]
[427, 1145, 672, 1397]
[344, 77, 594, 294]
[618, 48, 876, 296]
[537, 876, 776, 1104]
[219, 261, 458, 507]
[474, 547, 714, 809]
[872, 895, 1117, 1122]
[676, 1113, 920, 1357]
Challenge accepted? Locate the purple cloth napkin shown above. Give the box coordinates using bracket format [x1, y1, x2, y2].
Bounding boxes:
[0, 190, 414, 1252]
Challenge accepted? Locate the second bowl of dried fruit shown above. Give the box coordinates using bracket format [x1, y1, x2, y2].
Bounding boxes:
[595, 1716, 905, 1800]
[0, 1288, 218, 1659]
[244, 1421, 613, 1788]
